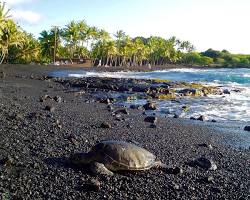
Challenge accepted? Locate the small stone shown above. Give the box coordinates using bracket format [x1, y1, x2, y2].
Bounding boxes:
[211, 119, 217, 122]
[173, 114, 179, 118]
[190, 117, 196, 120]
[39, 95, 51, 102]
[223, 89, 230, 94]
[107, 105, 113, 111]
[54, 95, 62, 103]
[167, 167, 183, 175]
[205, 176, 214, 183]
[100, 98, 114, 104]
[115, 108, 129, 115]
[144, 116, 157, 123]
[194, 157, 217, 170]
[143, 102, 157, 110]
[126, 124, 132, 128]
[100, 122, 112, 128]
[84, 179, 101, 192]
[45, 105, 55, 112]
[197, 115, 205, 121]
[198, 143, 213, 149]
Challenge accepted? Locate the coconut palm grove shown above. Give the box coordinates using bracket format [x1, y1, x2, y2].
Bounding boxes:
[1, 2, 250, 67]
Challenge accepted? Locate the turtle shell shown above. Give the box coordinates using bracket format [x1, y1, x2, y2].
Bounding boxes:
[89, 140, 157, 171]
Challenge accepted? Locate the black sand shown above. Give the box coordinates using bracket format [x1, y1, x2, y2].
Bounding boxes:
[0, 65, 249, 199]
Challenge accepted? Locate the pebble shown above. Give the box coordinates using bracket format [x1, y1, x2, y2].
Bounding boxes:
[100, 122, 112, 128]
[144, 116, 157, 123]
[115, 108, 129, 115]
[194, 157, 217, 170]
[197, 115, 205, 121]
[39, 95, 51, 102]
[84, 179, 101, 192]
[205, 176, 214, 183]
[54, 95, 62, 103]
[143, 102, 157, 110]
[166, 167, 183, 175]
[45, 105, 55, 112]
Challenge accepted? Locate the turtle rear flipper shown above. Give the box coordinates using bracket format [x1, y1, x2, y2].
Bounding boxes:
[90, 162, 114, 176]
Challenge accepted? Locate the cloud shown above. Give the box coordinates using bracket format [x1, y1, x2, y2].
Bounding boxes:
[6, 0, 36, 6]
[11, 9, 42, 24]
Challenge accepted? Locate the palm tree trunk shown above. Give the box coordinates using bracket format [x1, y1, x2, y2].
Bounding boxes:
[0, 52, 6, 64]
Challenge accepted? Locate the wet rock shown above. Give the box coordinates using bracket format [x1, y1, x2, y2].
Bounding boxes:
[193, 157, 217, 170]
[179, 88, 203, 96]
[197, 115, 205, 121]
[244, 126, 250, 131]
[100, 122, 112, 128]
[211, 119, 217, 122]
[182, 105, 190, 112]
[173, 114, 179, 118]
[223, 89, 230, 94]
[144, 116, 157, 123]
[190, 117, 196, 120]
[54, 95, 62, 103]
[143, 102, 157, 110]
[45, 105, 55, 112]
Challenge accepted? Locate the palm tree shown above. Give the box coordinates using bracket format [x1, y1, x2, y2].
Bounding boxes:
[0, 2, 10, 24]
[38, 30, 55, 62]
[8, 31, 40, 63]
[0, 20, 24, 64]
[62, 20, 81, 59]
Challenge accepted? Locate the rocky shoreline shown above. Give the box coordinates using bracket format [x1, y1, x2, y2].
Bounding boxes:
[0, 65, 249, 199]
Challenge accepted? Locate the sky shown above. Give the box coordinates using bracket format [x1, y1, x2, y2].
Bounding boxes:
[5, 0, 250, 54]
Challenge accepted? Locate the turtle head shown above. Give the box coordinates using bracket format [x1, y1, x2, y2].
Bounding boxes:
[69, 152, 93, 165]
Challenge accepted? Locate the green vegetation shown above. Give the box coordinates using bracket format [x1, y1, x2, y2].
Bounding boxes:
[0, 2, 250, 67]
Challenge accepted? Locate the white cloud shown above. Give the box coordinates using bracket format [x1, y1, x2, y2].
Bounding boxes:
[11, 9, 42, 24]
[5, 0, 36, 6]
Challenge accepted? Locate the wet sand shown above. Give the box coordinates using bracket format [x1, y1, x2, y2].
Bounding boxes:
[0, 64, 249, 199]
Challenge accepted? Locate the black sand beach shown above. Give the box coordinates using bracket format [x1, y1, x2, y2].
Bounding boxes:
[0, 65, 249, 199]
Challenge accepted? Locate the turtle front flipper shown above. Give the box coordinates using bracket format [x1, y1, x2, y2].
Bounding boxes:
[90, 162, 114, 176]
[154, 161, 167, 168]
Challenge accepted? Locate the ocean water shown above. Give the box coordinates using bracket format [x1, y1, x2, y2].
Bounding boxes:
[52, 68, 250, 123]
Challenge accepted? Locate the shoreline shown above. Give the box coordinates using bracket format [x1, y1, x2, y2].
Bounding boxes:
[0, 64, 249, 199]
[1, 63, 250, 74]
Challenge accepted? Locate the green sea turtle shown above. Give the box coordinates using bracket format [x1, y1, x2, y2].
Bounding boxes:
[70, 140, 166, 176]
